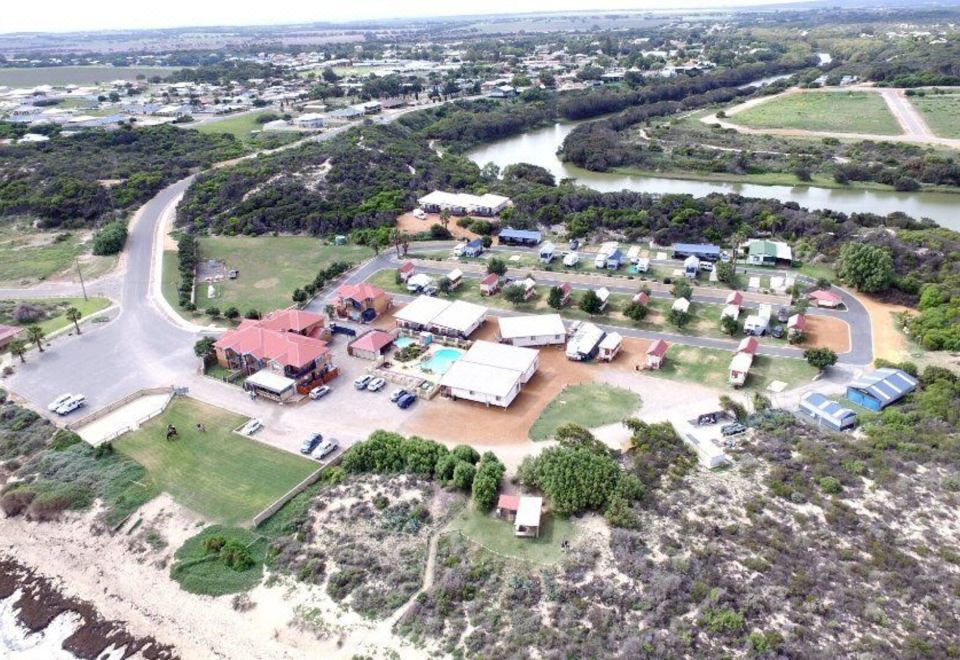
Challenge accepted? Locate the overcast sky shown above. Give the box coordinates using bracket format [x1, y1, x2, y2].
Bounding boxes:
[4, 0, 800, 34]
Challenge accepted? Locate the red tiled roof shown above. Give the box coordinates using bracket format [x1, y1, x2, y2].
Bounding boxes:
[336, 283, 385, 302]
[788, 314, 806, 330]
[398, 261, 415, 273]
[0, 324, 21, 342]
[726, 291, 743, 306]
[647, 339, 669, 357]
[257, 308, 324, 333]
[559, 282, 572, 294]
[215, 323, 329, 370]
[497, 494, 520, 511]
[480, 273, 499, 287]
[809, 290, 841, 303]
[633, 291, 649, 305]
[738, 336, 759, 354]
[350, 330, 394, 353]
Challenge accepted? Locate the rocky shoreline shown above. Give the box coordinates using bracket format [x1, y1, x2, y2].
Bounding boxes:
[0, 556, 178, 659]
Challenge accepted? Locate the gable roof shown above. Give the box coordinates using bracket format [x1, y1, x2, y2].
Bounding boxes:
[499, 228, 542, 242]
[725, 291, 743, 306]
[801, 392, 858, 424]
[215, 324, 329, 370]
[497, 494, 520, 511]
[481, 273, 500, 287]
[848, 368, 918, 405]
[809, 289, 842, 303]
[398, 261, 415, 273]
[788, 313, 806, 330]
[647, 339, 669, 357]
[737, 336, 759, 354]
[336, 283, 386, 303]
[350, 329, 394, 353]
[257, 308, 324, 334]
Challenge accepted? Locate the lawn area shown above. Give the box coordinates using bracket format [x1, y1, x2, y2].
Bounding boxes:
[529, 383, 642, 441]
[0, 223, 116, 285]
[908, 93, 960, 139]
[0, 297, 112, 338]
[448, 506, 579, 565]
[113, 397, 317, 526]
[733, 91, 901, 135]
[169, 237, 368, 316]
[194, 112, 284, 141]
[170, 524, 269, 596]
[655, 345, 817, 391]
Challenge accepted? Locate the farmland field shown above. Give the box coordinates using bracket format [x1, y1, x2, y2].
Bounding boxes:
[0, 66, 175, 87]
[908, 93, 960, 139]
[732, 91, 901, 135]
[113, 397, 318, 525]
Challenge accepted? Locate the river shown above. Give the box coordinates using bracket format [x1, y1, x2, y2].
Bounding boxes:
[467, 121, 960, 231]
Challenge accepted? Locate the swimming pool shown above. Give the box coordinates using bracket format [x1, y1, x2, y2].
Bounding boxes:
[419, 348, 464, 375]
[395, 337, 416, 348]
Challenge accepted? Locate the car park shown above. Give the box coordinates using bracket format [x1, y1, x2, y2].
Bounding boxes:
[48, 393, 75, 412]
[239, 418, 263, 436]
[397, 393, 417, 409]
[354, 374, 373, 390]
[312, 437, 339, 460]
[721, 423, 747, 436]
[390, 389, 410, 403]
[367, 377, 386, 392]
[309, 385, 331, 400]
[300, 433, 323, 454]
[54, 394, 86, 416]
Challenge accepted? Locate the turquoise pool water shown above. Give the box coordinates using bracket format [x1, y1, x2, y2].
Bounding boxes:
[395, 337, 416, 348]
[419, 348, 464, 375]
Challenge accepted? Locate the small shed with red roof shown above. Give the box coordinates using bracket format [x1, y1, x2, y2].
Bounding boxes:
[646, 339, 669, 370]
[397, 261, 416, 282]
[0, 324, 21, 349]
[480, 273, 501, 296]
[725, 291, 744, 306]
[496, 494, 521, 521]
[348, 329, 396, 360]
[558, 282, 572, 305]
[808, 289, 842, 308]
[633, 291, 650, 306]
[737, 336, 759, 355]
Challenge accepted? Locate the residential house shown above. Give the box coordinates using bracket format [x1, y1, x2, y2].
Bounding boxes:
[293, 112, 324, 129]
[646, 339, 669, 369]
[683, 255, 700, 278]
[514, 496, 543, 538]
[800, 392, 858, 431]
[846, 368, 918, 411]
[333, 283, 392, 323]
[463, 239, 484, 258]
[397, 261, 415, 282]
[729, 351, 754, 387]
[498, 228, 542, 246]
[498, 314, 566, 347]
[745, 239, 793, 266]
[394, 296, 488, 338]
[348, 329, 395, 360]
[480, 273, 501, 296]
[598, 332, 623, 362]
[539, 241, 556, 264]
[418, 190, 511, 216]
[496, 495, 521, 520]
[809, 290, 842, 308]
[672, 243, 721, 262]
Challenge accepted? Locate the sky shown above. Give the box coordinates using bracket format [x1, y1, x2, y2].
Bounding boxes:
[3, 0, 801, 34]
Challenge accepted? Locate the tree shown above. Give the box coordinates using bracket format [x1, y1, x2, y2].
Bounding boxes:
[804, 347, 838, 371]
[667, 309, 691, 328]
[579, 289, 603, 315]
[788, 330, 807, 345]
[452, 461, 476, 490]
[8, 339, 27, 363]
[65, 307, 82, 335]
[547, 286, 565, 309]
[92, 220, 129, 256]
[720, 314, 739, 336]
[503, 283, 527, 305]
[472, 452, 505, 511]
[25, 325, 45, 353]
[292, 288, 308, 304]
[671, 280, 693, 300]
[194, 337, 216, 360]
[487, 257, 507, 276]
[623, 300, 648, 321]
[836, 243, 894, 293]
[719, 395, 748, 423]
[555, 423, 612, 456]
[437, 277, 453, 295]
[752, 392, 772, 413]
[224, 306, 240, 320]
[439, 209, 451, 232]
[715, 261, 735, 284]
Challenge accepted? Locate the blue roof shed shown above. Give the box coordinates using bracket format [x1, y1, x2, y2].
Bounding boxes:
[800, 392, 858, 431]
[498, 228, 542, 245]
[672, 243, 721, 260]
[846, 368, 918, 411]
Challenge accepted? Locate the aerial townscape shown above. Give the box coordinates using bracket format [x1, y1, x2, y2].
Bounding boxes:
[2, 0, 960, 657]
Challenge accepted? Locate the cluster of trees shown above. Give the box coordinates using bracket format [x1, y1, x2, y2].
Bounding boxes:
[91, 220, 128, 255]
[167, 61, 281, 85]
[292, 260, 352, 305]
[175, 233, 199, 309]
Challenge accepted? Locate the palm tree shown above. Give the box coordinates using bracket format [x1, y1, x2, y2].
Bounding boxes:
[66, 306, 82, 335]
[25, 325, 45, 352]
[439, 209, 451, 232]
[7, 339, 27, 363]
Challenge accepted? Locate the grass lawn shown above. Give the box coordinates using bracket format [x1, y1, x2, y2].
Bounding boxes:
[529, 383, 642, 441]
[113, 397, 318, 526]
[908, 93, 960, 139]
[194, 112, 283, 141]
[655, 345, 817, 391]
[170, 524, 269, 596]
[0, 223, 116, 285]
[448, 506, 578, 565]
[0, 297, 112, 338]
[733, 91, 901, 135]
[168, 237, 368, 317]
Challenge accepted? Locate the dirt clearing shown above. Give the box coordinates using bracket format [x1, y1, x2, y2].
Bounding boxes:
[396, 212, 480, 240]
[804, 315, 851, 354]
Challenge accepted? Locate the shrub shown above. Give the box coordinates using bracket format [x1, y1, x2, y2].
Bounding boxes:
[472, 452, 505, 511]
[701, 607, 745, 635]
[451, 445, 480, 464]
[13, 303, 46, 324]
[452, 461, 477, 491]
[819, 476, 843, 494]
[50, 429, 82, 451]
[92, 220, 128, 255]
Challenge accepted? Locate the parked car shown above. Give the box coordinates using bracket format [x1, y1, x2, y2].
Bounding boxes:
[721, 423, 747, 436]
[300, 433, 323, 454]
[240, 418, 263, 436]
[55, 394, 86, 416]
[697, 412, 718, 425]
[228, 269, 239, 279]
[397, 393, 417, 409]
[367, 377, 386, 392]
[48, 393, 75, 412]
[390, 389, 410, 403]
[312, 437, 339, 460]
[413, 208, 427, 220]
[354, 374, 373, 390]
[330, 323, 357, 337]
[568, 239, 580, 251]
[699, 262, 714, 272]
[777, 307, 789, 323]
[771, 325, 785, 339]
[309, 385, 331, 400]
[422, 284, 439, 296]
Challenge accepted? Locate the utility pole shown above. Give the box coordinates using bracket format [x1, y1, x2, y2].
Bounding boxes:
[75, 258, 88, 301]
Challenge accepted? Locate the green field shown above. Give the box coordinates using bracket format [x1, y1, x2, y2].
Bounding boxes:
[529, 383, 642, 441]
[0, 297, 111, 338]
[170, 525, 269, 595]
[194, 112, 286, 140]
[908, 94, 960, 139]
[655, 345, 817, 391]
[166, 237, 368, 317]
[114, 397, 317, 525]
[733, 91, 901, 135]
[0, 66, 175, 87]
[0, 224, 116, 285]
[448, 507, 578, 565]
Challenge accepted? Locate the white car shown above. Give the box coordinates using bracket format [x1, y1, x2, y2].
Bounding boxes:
[413, 208, 427, 220]
[366, 377, 386, 392]
[309, 385, 331, 400]
[55, 395, 86, 416]
[239, 418, 263, 436]
[48, 393, 75, 412]
[311, 438, 339, 460]
[354, 374, 373, 390]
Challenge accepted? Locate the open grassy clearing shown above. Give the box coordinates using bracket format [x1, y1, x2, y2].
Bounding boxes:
[448, 506, 578, 565]
[113, 397, 317, 526]
[733, 91, 901, 135]
[908, 93, 960, 139]
[0, 66, 175, 87]
[0, 297, 111, 337]
[529, 383, 641, 441]
[0, 223, 116, 285]
[169, 524, 269, 596]
[194, 112, 285, 141]
[655, 345, 817, 391]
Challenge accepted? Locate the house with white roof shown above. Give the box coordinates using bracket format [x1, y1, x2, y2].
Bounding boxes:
[439, 340, 539, 408]
[497, 314, 566, 347]
[417, 190, 511, 216]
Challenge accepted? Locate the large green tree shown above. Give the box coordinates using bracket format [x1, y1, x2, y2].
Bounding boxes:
[836, 243, 894, 293]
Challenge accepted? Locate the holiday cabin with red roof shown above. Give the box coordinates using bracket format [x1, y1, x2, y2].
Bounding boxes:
[397, 261, 415, 282]
[808, 289, 842, 308]
[645, 339, 669, 370]
[480, 273, 501, 296]
[333, 283, 392, 322]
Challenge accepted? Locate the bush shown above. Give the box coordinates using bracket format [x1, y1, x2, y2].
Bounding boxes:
[50, 429, 82, 451]
[92, 220, 128, 255]
[472, 452, 505, 511]
[13, 303, 46, 324]
[819, 476, 843, 494]
[452, 461, 477, 490]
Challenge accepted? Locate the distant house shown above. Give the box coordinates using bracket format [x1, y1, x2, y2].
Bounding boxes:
[672, 297, 690, 314]
[800, 392, 858, 431]
[846, 368, 918, 411]
[489, 84, 518, 98]
[397, 261, 415, 282]
[633, 291, 649, 306]
[539, 241, 557, 264]
[672, 243, 721, 262]
[348, 329, 395, 360]
[498, 228, 542, 246]
[787, 313, 806, 338]
[745, 239, 793, 266]
[293, 112, 324, 129]
[598, 332, 623, 362]
[333, 284, 392, 323]
[0, 324, 21, 349]
[480, 273, 501, 296]
[683, 255, 700, 278]
[495, 494, 543, 538]
[418, 190, 511, 216]
[729, 351, 754, 387]
[596, 287, 611, 311]
[809, 290, 842, 308]
[498, 313, 566, 347]
[463, 239, 484, 258]
[646, 339, 669, 370]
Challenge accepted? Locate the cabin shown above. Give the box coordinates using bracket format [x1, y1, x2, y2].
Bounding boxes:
[646, 339, 669, 369]
[672, 297, 690, 314]
[480, 273, 501, 296]
[605, 249, 624, 270]
[683, 255, 700, 278]
[538, 241, 557, 264]
[721, 304, 740, 320]
[846, 368, 918, 411]
[397, 261, 415, 282]
[632, 291, 649, 306]
[729, 351, 754, 387]
[726, 291, 743, 306]
[598, 332, 623, 362]
[800, 392, 858, 431]
[498, 228, 542, 246]
[446, 268, 464, 290]
[498, 313, 566, 347]
[563, 251, 580, 267]
[566, 321, 605, 361]
[557, 282, 572, 306]
[440, 341, 539, 408]
[635, 257, 650, 273]
[519, 277, 538, 301]
[809, 290, 842, 308]
[514, 496, 543, 538]
[737, 336, 759, 355]
[464, 239, 485, 258]
[672, 242, 721, 262]
[627, 245, 642, 264]
[745, 239, 793, 266]
[787, 313, 806, 338]
[596, 287, 611, 311]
